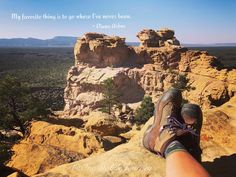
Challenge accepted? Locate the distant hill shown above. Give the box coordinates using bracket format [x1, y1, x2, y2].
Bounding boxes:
[0, 37, 235, 48]
[126, 42, 236, 47]
[0, 36, 77, 47]
[182, 43, 236, 47]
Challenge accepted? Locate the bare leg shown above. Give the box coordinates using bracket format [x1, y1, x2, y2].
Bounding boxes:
[142, 89, 210, 177]
[166, 151, 211, 177]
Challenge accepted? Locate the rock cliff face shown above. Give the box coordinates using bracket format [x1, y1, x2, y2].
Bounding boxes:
[64, 28, 236, 116]
[7, 28, 236, 177]
[179, 50, 236, 108]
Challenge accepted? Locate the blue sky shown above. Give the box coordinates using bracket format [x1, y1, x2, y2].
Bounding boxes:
[0, 0, 235, 43]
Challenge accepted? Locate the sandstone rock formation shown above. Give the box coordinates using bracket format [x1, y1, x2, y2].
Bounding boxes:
[64, 28, 236, 116]
[34, 117, 167, 177]
[201, 95, 236, 162]
[179, 50, 236, 108]
[137, 28, 180, 47]
[74, 33, 134, 67]
[7, 112, 132, 176]
[84, 112, 131, 136]
[136, 29, 160, 47]
[6, 121, 104, 176]
[35, 96, 236, 176]
[64, 66, 145, 116]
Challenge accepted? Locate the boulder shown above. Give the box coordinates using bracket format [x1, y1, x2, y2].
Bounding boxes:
[136, 28, 180, 48]
[7, 121, 104, 176]
[156, 28, 175, 40]
[136, 29, 160, 47]
[0, 130, 22, 141]
[74, 33, 133, 67]
[184, 74, 230, 109]
[225, 70, 236, 99]
[84, 112, 131, 136]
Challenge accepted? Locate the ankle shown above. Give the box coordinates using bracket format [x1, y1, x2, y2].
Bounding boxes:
[164, 140, 187, 158]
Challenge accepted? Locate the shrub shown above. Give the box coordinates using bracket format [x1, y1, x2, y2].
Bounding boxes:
[134, 96, 154, 124]
[172, 73, 196, 103]
[173, 73, 196, 91]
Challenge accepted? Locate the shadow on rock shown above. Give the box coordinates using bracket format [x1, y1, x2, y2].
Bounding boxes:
[203, 154, 236, 177]
[102, 136, 127, 151]
[44, 117, 84, 128]
[0, 164, 28, 177]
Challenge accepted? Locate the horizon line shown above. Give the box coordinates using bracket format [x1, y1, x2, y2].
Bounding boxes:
[0, 36, 236, 45]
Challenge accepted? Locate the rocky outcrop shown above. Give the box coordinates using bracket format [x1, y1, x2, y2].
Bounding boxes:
[201, 95, 236, 161]
[133, 45, 184, 69]
[137, 28, 180, 47]
[6, 121, 104, 176]
[136, 29, 160, 47]
[64, 62, 236, 116]
[179, 50, 236, 108]
[74, 30, 182, 69]
[34, 117, 166, 177]
[84, 112, 131, 136]
[64, 28, 236, 116]
[64, 63, 195, 116]
[64, 66, 145, 116]
[7, 112, 132, 176]
[35, 96, 236, 176]
[74, 33, 135, 68]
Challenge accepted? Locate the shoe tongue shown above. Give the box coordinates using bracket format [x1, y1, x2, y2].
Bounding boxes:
[161, 103, 178, 126]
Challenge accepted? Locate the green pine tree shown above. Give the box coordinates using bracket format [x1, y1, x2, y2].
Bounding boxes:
[134, 96, 154, 124]
[0, 75, 50, 135]
[99, 78, 121, 115]
[172, 74, 189, 91]
[172, 73, 195, 103]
